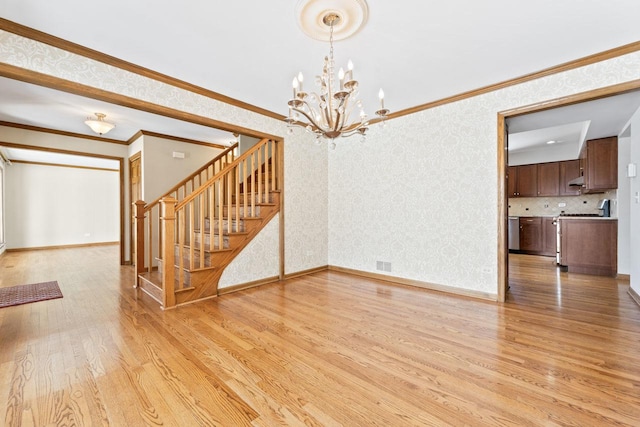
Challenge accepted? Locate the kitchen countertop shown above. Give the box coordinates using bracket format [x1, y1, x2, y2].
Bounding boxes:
[556, 216, 617, 220]
[509, 215, 618, 220]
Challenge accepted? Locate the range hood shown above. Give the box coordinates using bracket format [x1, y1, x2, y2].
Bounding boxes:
[568, 176, 584, 187]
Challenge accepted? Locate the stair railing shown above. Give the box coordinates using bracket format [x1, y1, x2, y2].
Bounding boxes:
[135, 143, 238, 279]
[160, 138, 280, 306]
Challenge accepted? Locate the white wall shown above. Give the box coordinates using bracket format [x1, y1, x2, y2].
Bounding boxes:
[6, 163, 119, 248]
[141, 135, 223, 203]
[0, 125, 129, 258]
[628, 109, 640, 295]
[0, 158, 5, 255]
[618, 136, 631, 274]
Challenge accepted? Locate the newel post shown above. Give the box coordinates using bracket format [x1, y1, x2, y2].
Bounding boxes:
[134, 200, 147, 284]
[160, 197, 177, 309]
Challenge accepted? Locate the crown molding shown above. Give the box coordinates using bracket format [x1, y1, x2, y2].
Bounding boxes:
[9, 159, 119, 172]
[0, 120, 128, 144]
[138, 130, 229, 150]
[0, 141, 124, 161]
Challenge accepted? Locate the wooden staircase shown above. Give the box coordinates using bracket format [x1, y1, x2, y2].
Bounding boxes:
[134, 138, 282, 309]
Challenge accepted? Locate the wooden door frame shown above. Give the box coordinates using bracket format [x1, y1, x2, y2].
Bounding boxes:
[497, 79, 640, 302]
[0, 142, 126, 264]
[128, 151, 141, 265]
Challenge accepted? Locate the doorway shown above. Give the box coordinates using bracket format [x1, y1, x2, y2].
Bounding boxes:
[498, 80, 640, 301]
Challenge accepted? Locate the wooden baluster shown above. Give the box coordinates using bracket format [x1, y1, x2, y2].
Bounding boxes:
[226, 170, 232, 236]
[250, 153, 256, 217]
[265, 142, 270, 197]
[199, 193, 205, 268]
[217, 180, 223, 251]
[234, 165, 240, 232]
[134, 201, 146, 283]
[243, 159, 248, 220]
[160, 197, 176, 309]
[148, 207, 154, 275]
[208, 185, 214, 253]
[274, 140, 278, 190]
[257, 145, 263, 204]
[189, 201, 195, 271]
[178, 209, 185, 289]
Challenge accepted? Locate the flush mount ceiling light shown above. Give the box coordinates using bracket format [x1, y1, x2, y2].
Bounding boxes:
[85, 113, 115, 135]
[286, 0, 389, 148]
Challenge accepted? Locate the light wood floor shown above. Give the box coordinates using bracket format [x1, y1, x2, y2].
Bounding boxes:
[1, 247, 639, 426]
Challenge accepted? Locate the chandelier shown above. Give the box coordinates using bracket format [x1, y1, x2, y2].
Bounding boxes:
[285, 12, 389, 146]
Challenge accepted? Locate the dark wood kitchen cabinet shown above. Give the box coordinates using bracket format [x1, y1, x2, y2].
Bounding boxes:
[519, 217, 542, 252]
[537, 162, 560, 196]
[517, 216, 556, 257]
[508, 164, 538, 197]
[582, 136, 618, 193]
[559, 218, 617, 276]
[559, 159, 581, 196]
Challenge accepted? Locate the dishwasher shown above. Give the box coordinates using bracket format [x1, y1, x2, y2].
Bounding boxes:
[508, 217, 519, 251]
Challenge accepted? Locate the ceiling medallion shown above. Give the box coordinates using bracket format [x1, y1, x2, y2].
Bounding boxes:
[295, 0, 369, 41]
[287, 0, 389, 148]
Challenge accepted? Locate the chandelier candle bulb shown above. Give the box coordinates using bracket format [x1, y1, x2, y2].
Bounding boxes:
[379, 89, 385, 109]
[292, 77, 298, 97]
[339, 68, 345, 90]
[297, 72, 304, 92]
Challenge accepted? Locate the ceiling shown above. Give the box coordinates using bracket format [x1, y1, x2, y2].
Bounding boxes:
[508, 90, 640, 163]
[1, 0, 640, 160]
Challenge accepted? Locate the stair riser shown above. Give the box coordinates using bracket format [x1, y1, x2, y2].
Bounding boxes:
[231, 193, 274, 204]
[191, 233, 229, 248]
[213, 206, 262, 219]
[157, 259, 192, 286]
[203, 218, 245, 233]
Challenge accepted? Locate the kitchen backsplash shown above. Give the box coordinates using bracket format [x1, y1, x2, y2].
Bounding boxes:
[508, 190, 617, 217]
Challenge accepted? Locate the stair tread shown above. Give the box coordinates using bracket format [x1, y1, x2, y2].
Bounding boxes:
[192, 230, 249, 236]
[138, 271, 162, 287]
[174, 245, 233, 254]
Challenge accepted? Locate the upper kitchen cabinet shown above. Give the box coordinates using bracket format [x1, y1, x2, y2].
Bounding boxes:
[582, 136, 618, 193]
[559, 160, 581, 196]
[537, 162, 560, 196]
[508, 164, 538, 197]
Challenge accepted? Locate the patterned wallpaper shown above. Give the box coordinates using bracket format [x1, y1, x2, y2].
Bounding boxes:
[328, 52, 640, 296]
[1, 29, 639, 297]
[218, 214, 280, 288]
